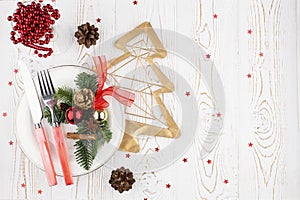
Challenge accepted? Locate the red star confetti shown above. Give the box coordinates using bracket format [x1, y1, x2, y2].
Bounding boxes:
[8, 81, 13, 86]
[21, 183, 26, 188]
[125, 153, 131, 158]
[206, 54, 211, 59]
[213, 14, 218, 19]
[3, 112, 7, 117]
[38, 189, 43, 194]
[166, 184, 171, 189]
[9, 140, 14, 145]
[14, 68, 19, 73]
[96, 18, 101, 23]
[155, 147, 160, 152]
[182, 158, 188, 163]
[144, 198, 148, 200]
[207, 159, 212, 164]
[247, 29, 252, 34]
[133, 0, 138, 5]
[216, 112, 221, 117]
[259, 52, 264, 57]
[247, 73, 252, 78]
[224, 179, 229, 184]
[248, 142, 253, 147]
[51, 0, 56, 2]
[185, 91, 191, 96]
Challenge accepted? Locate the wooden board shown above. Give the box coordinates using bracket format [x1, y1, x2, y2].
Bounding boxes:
[0, 0, 299, 199]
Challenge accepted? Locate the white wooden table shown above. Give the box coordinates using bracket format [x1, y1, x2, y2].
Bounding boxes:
[0, 0, 299, 199]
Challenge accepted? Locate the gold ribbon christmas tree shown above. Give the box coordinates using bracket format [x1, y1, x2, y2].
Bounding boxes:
[106, 22, 180, 152]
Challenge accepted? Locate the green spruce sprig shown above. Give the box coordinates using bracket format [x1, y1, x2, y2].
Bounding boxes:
[74, 140, 94, 170]
[73, 72, 113, 171]
[73, 119, 112, 170]
[75, 72, 98, 93]
[53, 86, 74, 105]
[99, 121, 112, 142]
[44, 86, 73, 124]
[44, 105, 67, 124]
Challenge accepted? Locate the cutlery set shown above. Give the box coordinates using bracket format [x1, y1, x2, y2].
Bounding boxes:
[20, 63, 73, 186]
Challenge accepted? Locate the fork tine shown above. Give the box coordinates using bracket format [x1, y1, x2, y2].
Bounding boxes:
[37, 71, 45, 97]
[43, 70, 53, 95]
[47, 70, 56, 94]
[40, 71, 49, 96]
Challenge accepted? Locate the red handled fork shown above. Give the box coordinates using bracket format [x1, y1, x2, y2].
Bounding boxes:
[37, 70, 73, 186]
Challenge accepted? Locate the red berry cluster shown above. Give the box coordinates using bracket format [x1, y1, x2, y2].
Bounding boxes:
[7, 2, 60, 58]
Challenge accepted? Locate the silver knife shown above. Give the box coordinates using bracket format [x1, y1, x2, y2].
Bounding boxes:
[20, 62, 57, 186]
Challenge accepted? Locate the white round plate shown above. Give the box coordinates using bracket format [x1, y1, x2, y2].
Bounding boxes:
[15, 65, 125, 176]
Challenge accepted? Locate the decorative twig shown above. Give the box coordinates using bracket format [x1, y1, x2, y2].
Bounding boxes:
[67, 132, 97, 140]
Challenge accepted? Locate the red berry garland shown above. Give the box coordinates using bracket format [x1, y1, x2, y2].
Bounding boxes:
[7, 2, 60, 58]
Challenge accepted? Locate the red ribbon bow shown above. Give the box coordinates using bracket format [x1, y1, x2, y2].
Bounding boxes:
[92, 56, 135, 110]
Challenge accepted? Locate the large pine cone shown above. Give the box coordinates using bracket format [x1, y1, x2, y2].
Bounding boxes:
[74, 22, 100, 48]
[73, 88, 94, 110]
[109, 167, 136, 193]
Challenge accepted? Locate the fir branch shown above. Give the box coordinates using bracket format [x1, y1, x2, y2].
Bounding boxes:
[75, 72, 98, 93]
[74, 120, 99, 170]
[53, 86, 74, 105]
[44, 105, 66, 124]
[74, 140, 94, 170]
[91, 141, 98, 159]
[77, 121, 93, 134]
[74, 119, 112, 170]
[99, 121, 112, 142]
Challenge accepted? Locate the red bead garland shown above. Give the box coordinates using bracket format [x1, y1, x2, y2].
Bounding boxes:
[7, 2, 60, 58]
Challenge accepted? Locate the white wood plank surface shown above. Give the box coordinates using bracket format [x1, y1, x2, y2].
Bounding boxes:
[0, 0, 299, 199]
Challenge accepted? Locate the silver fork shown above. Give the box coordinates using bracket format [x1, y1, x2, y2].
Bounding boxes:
[37, 70, 58, 126]
[37, 70, 74, 186]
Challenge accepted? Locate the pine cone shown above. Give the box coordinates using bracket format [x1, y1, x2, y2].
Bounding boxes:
[73, 88, 94, 110]
[74, 22, 100, 48]
[109, 167, 135, 193]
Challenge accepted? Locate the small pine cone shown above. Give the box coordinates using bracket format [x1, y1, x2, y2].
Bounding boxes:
[109, 167, 135, 193]
[74, 22, 100, 48]
[73, 88, 94, 110]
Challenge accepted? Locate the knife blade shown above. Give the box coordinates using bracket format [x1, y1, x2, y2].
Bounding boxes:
[20, 62, 57, 186]
[20, 64, 43, 125]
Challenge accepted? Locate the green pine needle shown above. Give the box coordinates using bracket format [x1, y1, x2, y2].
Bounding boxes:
[99, 121, 112, 142]
[74, 140, 94, 170]
[44, 86, 72, 124]
[75, 72, 98, 93]
[53, 86, 74, 105]
[44, 105, 66, 124]
[76, 121, 91, 134]
[91, 141, 98, 159]
[73, 120, 112, 170]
